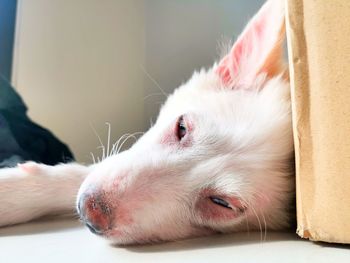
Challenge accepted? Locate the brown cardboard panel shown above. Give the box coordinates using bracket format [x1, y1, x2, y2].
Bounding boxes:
[286, 0, 350, 243]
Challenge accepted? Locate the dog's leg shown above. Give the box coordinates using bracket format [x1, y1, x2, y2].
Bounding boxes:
[0, 162, 91, 227]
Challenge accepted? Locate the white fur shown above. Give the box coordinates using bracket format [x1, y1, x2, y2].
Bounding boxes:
[75, 69, 293, 244]
[0, 0, 294, 245]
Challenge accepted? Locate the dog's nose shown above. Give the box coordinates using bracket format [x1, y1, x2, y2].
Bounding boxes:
[78, 193, 113, 235]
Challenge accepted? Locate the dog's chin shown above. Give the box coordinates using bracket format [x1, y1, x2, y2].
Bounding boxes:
[86, 229, 138, 246]
[103, 226, 217, 246]
[103, 232, 170, 246]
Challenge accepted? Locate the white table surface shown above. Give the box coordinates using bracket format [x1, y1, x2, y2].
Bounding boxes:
[0, 217, 349, 263]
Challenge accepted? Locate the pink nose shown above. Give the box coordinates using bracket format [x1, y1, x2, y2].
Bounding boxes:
[78, 193, 113, 235]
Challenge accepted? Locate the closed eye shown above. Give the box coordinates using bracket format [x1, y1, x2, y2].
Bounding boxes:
[209, 196, 232, 209]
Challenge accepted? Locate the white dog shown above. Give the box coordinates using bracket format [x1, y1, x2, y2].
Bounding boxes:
[0, 0, 294, 245]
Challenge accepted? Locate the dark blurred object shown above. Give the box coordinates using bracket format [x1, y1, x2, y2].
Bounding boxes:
[0, 75, 74, 168]
[0, 0, 17, 81]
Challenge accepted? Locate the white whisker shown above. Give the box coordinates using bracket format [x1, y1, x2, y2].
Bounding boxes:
[105, 122, 111, 157]
[90, 152, 96, 164]
[261, 208, 267, 242]
[116, 132, 144, 154]
[237, 193, 263, 242]
[140, 64, 168, 98]
[241, 198, 250, 236]
[111, 133, 131, 155]
[97, 145, 106, 161]
[250, 203, 263, 242]
[90, 122, 106, 162]
[143, 92, 165, 101]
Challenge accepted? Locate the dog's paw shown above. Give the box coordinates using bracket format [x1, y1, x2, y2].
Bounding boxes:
[17, 161, 42, 174]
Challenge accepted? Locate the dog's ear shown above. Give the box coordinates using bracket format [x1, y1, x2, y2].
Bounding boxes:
[216, 0, 286, 88]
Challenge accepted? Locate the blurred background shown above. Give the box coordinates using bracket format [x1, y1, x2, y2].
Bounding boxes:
[1, 0, 264, 163]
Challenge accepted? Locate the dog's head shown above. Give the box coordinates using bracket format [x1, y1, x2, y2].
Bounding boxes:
[77, 0, 294, 245]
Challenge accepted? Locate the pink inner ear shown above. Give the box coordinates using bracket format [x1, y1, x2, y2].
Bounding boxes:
[216, 14, 269, 86]
[216, 0, 285, 87]
[216, 48, 240, 84]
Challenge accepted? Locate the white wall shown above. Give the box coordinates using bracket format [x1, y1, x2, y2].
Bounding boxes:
[13, 0, 145, 163]
[13, 0, 264, 163]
